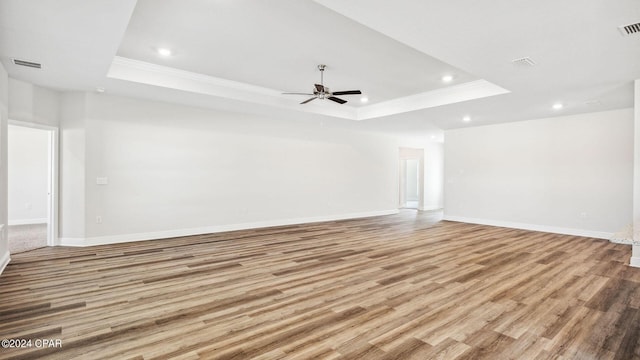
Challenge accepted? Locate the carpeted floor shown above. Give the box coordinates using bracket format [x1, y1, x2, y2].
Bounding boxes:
[610, 223, 635, 244]
[8, 223, 48, 253]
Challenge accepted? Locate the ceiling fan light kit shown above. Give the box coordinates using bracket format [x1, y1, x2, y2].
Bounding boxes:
[283, 64, 362, 105]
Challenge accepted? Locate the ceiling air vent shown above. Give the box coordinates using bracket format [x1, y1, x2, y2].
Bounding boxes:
[618, 22, 640, 36]
[511, 57, 536, 67]
[11, 58, 41, 69]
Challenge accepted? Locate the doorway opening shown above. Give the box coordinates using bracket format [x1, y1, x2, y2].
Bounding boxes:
[403, 159, 420, 209]
[8, 122, 58, 253]
[399, 147, 424, 210]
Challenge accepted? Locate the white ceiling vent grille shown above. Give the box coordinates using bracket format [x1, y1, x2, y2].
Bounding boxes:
[511, 57, 536, 67]
[619, 22, 640, 36]
[11, 58, 41, 69]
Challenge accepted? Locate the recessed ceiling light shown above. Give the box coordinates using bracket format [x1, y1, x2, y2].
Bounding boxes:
[360, 96, 369, 103]
[552, 103, 564, 110]
[157, 48, 172, 57]
[430, 135, 437, 140]
[463, 116, 471, 122]
[96, 87, 105, 93]
[442, 75, 454, 83]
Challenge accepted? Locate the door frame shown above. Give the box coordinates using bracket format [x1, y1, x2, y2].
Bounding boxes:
[8, 120, 59, 247]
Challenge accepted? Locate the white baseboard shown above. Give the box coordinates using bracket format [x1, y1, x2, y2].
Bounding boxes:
[58, 209, 400, 247]
[8, 218, 47, 226]
[58, 237, 86, 247]
[0, 251, 10, 276]
[631, 245, 640, 268]
[442, 215, 614, 240]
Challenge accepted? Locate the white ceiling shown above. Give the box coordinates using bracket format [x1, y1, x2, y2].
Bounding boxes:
[1, 0, 639, 136]
[118, 0, 479, 106]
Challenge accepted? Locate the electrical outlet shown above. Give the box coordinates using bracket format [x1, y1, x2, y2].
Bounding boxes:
[96, 177, 108, 185]
[96, 216, 102, 224]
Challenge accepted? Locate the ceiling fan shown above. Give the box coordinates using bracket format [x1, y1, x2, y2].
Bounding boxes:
[283, 64, 362, 104]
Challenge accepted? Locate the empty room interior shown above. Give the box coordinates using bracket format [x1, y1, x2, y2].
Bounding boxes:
[1, 0, 640, 359]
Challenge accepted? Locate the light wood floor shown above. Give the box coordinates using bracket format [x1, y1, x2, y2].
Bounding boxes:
[1, 211, 639, 360]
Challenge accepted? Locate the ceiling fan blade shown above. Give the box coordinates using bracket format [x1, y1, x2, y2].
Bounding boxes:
[328, 96, 347, 104]
[282, 92, 314, 95]
[314, 84, 324, 92]
[331, 90, 362, 96]
[300, 97, 317, 104]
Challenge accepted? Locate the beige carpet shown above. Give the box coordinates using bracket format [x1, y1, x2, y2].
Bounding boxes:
[610, 222, 639, 245]
[8, 223, 48, 253]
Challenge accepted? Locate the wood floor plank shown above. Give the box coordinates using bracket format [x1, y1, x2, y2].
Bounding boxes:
[1, 210, 639, 359]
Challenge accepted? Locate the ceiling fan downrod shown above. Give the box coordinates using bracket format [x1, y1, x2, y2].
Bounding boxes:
[318, 64, 326, 88]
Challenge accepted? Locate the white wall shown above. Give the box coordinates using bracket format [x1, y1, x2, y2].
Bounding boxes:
[444, 108, 633, 238]
[8, 125, 49, 224]
[9, 78, 60, 127]
[631, 79, 640, 267]
[0, 63, 10, 274]
[59, 93, 86, 240]
[59, 93, 399, 244]
[424, 141, 444, 210]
